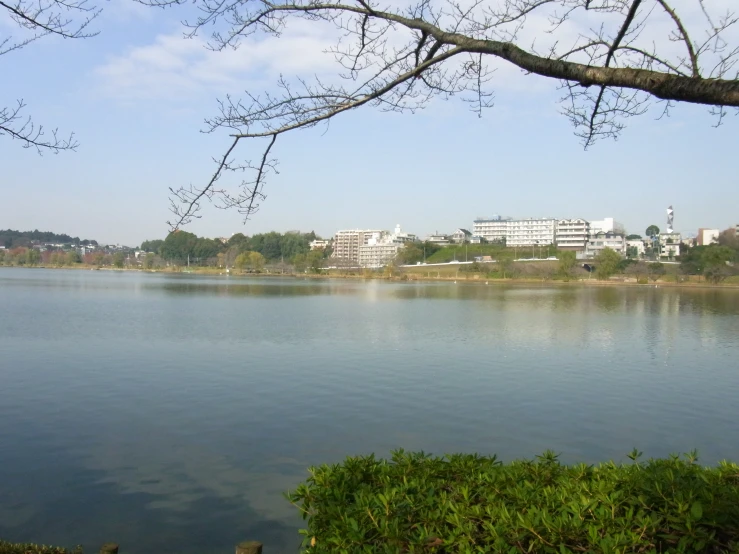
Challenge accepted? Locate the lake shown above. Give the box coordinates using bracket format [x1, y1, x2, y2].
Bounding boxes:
[1, 268, 738, 553]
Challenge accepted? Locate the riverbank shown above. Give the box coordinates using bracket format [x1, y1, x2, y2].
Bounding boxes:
[3, 264, 739, 289]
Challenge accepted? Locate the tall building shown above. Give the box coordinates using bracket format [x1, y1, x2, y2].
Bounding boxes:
[556, 219, 590, 251]
[472, 216, 556, 246]
[589, 217, 625, 236]
[697, 228, 719, 246]
[472, 215, 509, 243]
[357, 225, 416, 268]
[332, 229, 382, 263]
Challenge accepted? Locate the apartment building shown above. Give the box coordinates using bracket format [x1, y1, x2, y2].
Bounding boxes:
[697, 228, 719, 246]
[556, 219, 590, 251]
[505, 218, 557, 247]
[584, 234, 626, 258]
[357, 225, 415, 268]
[472, 216, 557, 246]
[589, 217, 625, 236]
[332, 229, 382, 263]
[472, 216, 509, 243]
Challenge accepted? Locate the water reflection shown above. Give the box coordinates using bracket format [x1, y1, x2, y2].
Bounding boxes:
[0, 268, 738, 554]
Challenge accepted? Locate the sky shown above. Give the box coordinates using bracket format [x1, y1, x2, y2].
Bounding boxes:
[1, 1, 737, 246]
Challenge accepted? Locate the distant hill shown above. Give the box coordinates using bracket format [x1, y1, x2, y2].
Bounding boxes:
[0, 229, 98, 249]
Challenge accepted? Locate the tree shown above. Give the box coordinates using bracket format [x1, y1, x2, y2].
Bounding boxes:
[144, 253, 156, 269]
[396, 243, 424, 266]
[25, 248, 40, 265]
[626, 234, 642, 240]
[625, 261, 648, 282]
[595, 248, 621, 280]
[66, 251, 81, 265]
[647, 262, 665, 282]
[91, 252, 104, 267]
[140, 240, 164, 253]
[626, 246, 639, 259]
[558, 251, 577, 280]
[306, 250, 324, 273]
[234, 252, 250, 271]
[112, 252, 125, 268]
[248, 251, 266, 272]
[645, 225, 660, 238]
[292, 253, 307, 273]
[148, 1, 739, 227]
[2, 0, 100, 152]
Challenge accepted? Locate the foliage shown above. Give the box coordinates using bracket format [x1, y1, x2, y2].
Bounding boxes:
[144, 253, 156, 269]
[557, 250, 576, 280]
[288, 450, 739, 554]
[648, 262, 666, 282]
[140, 239, 164, 253]
[396, 242, 443, 265]
[594, 248, 621, 280]
[0, 229, 96, 249]
[681, 244, 737, 282]
[112, 252, 125, 268]
[645, 225, 660, 238]
[425, 244, 506, 264]
[0, 541, 82, 554]
[26, 249, 41, 265]
[626, 234, 642, 240]
[626, 246, 639, 259]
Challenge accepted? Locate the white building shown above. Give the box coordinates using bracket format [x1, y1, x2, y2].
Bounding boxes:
[505, 218, 557, 247]
[332, 229, 382, 263]
[589, 217, 625, 236]
[556, 219, 590, 251]
[472, 216, 509, 243]
[426, 233, 452, 246]
[626, 239, 646, 258]
[659, 232, 682, 259]
[310, 239, 331, 250]
[357, 225, 415, 268]
[472, 216, 556, 247]
[584, 233, 626, 258]
[451, 229, 472, 244]
[697, 228, 719, 246]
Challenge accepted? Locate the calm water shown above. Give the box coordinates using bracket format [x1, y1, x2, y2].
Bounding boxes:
[1, 268, 738, 553]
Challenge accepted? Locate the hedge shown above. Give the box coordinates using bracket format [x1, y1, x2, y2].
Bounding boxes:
[0, 543, 81, 554]
[287, 450, 739, 553]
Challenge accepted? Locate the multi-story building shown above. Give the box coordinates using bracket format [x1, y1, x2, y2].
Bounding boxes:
[697, 228, 719, 246]
[357, 225, 416, 268]
[556, 219, 590, 251]
[332, 229, 382, 263]
[473, 216, 556, 246]
[589, 217, 625, 236]
[626, 239, 646, 258]
[584, 233, 626, 258]
[659, 232, 682, 259]
[505, 218, 557, 247]
[472, 216, 509, 243]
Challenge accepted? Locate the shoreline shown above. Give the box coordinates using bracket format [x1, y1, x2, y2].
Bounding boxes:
[3, 264, 739, 290]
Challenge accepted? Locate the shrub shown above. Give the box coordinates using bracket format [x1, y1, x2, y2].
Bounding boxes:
[288, 450, 739, 553]
[0, 542, 81, 554]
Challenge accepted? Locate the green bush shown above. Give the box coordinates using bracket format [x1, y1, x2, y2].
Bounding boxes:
[0, 542, 81, 554]
[288, 450, 739, 553]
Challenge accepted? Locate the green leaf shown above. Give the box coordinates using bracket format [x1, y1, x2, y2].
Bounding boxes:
[690, 501, 703, 520]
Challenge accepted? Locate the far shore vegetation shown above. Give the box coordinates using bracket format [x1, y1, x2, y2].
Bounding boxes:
[2, 227, 738, 287]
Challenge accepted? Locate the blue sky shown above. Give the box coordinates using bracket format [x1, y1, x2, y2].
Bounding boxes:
[1, 2, 737, 246]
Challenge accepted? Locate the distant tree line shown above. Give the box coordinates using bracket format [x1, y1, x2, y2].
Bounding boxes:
[139, 230, 329, 270]
[0, 229, 98, 249]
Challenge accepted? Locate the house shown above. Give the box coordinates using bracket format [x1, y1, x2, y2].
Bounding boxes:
[451, 229, 472, 244]
[426, 233, 452, 246]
